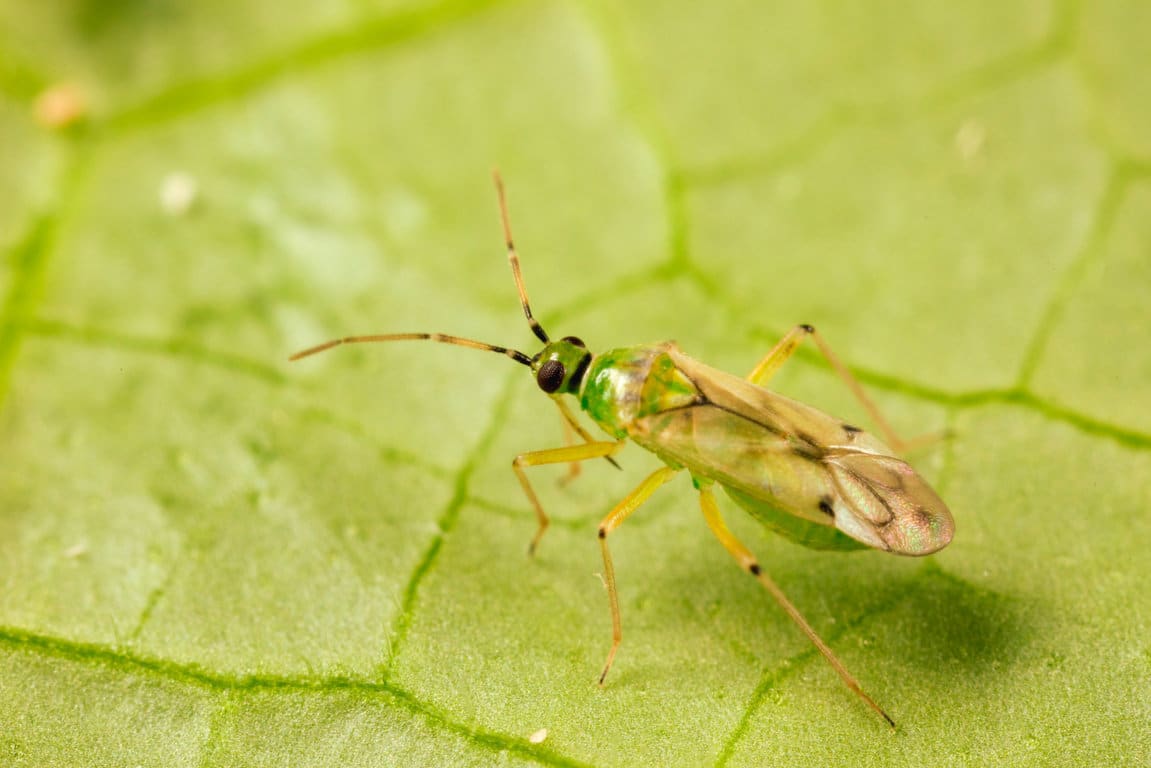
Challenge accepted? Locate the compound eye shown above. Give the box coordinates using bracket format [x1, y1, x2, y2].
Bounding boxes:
[536, 359, 566, 393]
[561, 335, 586, 348]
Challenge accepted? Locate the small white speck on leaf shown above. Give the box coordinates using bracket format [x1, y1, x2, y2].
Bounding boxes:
[63, 542, 88, 558]
[160, 172, 199, 215]
[954, 118, 986, 162]
[529, 728, 548, 744]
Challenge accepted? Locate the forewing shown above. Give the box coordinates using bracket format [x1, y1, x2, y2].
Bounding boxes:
[666, 347, 891, 454]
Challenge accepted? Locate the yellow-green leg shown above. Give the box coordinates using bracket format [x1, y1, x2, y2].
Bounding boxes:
[697, 483, 895, 727]
[747, 323, 912, 452]
[552, 398, 620, 487]
[597, 465, 680, 685]
[513, 439, 624, 555]
[556, 403, 582, 486]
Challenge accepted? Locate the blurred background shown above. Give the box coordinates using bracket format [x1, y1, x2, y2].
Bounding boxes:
[1, 2, 1148, 765]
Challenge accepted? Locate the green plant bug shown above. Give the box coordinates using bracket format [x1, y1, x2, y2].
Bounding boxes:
[290, 172, 955, 728]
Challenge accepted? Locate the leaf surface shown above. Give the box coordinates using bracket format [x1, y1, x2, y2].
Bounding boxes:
[1, 1, 1149, 765]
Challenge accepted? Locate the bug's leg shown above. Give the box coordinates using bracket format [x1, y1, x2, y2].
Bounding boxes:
[747, 324, 913, 452]
[597, 465, 680, 685]
[553, 399, 621, 488]
[697, 483, 896, 728]
[745, 324, 814, 386]
[556, 406, 582, 487]
[514, 439, 625, 556]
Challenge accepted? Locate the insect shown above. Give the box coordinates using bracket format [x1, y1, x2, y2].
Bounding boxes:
[290, 172, 954, 727]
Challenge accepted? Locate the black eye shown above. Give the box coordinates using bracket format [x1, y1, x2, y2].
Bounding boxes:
[536, 360, 566, 393]
[561, 336, 585, 347]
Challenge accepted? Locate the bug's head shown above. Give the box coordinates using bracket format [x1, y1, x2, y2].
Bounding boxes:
[531, 336, 592, 397]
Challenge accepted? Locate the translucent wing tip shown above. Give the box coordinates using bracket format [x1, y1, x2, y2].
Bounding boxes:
[828, 453, 954, 556]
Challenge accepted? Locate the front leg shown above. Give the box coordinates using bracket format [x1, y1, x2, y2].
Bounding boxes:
[512, 440, 624, 555]
[553, 398, 621, 487]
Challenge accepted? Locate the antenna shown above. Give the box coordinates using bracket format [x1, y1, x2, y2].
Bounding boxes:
[289, 332, 531, 366]
[289, 174, 548, 367]
[493, 170, 549, 344]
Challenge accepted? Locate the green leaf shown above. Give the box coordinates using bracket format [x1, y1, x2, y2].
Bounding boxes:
[2, 1, 1149, 765]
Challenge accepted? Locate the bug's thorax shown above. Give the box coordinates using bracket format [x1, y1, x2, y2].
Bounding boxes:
[578, 342, 700, 439]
